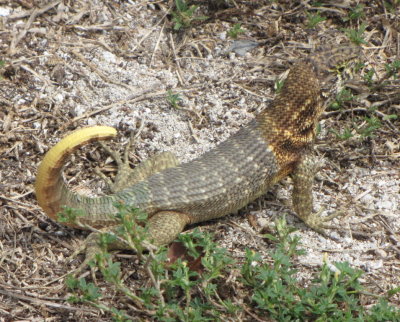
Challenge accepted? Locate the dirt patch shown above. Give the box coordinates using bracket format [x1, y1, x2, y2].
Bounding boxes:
[0, 0, 399, 319]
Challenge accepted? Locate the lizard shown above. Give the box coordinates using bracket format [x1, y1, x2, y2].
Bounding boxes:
[35, 44, 360, 255]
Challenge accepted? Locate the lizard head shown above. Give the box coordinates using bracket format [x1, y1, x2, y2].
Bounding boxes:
[306, 43, 362, 98]
[256, 44, 361, 163]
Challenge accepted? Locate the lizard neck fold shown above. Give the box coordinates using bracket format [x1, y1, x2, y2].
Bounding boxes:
[255, 62, 322, 167]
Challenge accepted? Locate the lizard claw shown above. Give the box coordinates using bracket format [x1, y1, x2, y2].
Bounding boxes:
[301, 207, 344, 240]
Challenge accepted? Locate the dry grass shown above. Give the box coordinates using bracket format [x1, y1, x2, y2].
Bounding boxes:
[0, 0, 399, 320]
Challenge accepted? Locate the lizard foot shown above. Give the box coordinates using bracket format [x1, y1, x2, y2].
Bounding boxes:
[67, 232, 103, 279]
[67, 229, 134, 278]
[300, 208, 344, 238]
[67, 210, 190, 276]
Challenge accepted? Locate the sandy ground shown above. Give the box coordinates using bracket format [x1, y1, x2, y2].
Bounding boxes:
[0, 0, 399, 319]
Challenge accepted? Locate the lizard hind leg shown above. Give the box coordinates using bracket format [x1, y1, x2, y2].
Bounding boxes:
[96, 134, 179, 193]
[70, 211, 190, 275]
[146, 211, 191, 246]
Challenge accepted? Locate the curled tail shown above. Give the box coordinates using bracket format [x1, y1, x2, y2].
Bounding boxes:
[35, 126, 117, 222]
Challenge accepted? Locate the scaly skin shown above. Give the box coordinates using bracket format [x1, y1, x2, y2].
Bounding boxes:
[35, 45, 360, 249]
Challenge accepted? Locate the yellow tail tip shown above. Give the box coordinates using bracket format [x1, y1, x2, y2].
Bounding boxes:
[35, 126, 117, 218]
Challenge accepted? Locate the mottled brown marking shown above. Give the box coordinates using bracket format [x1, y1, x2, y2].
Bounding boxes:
[255, 62, 321, 171]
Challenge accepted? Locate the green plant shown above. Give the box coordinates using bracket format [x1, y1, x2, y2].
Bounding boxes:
[66, 276, 132, 320]
[240, 218, 400, 320]
[382, 114, 398, 121]
[363, 68, 376, 85]
[171, 0, 208, 31]
[227, 23, 245, 39]
[58, 206, 86, 227]
[275, 79, 284, 93]
[331, 127, 354, 140]
[359, 115, 382, 138]
[306, 11, 326, 28]
[329, 88, 355, 110]
[384, 0, 400, 13]
[385, 60, 400, 79]
[62, 205, 400, 320]
[369, 298, 400, 320]
[64, 204, 235, 320]
[147, 228, 235, 320]
[166, 89, 182, 108]
[343, 4, 365, 22]
[344, 23, 368, 45]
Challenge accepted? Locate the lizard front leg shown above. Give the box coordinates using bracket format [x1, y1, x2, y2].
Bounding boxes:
[291, 153, 341, 234]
